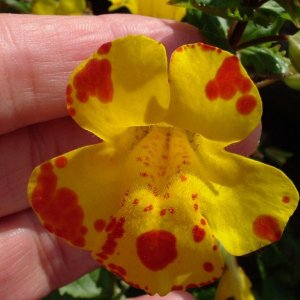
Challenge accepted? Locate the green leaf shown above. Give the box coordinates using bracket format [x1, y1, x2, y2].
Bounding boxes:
[239, 45, 290, 76]
[3, 0, 31, 13]
[59, 269, 102, 299]
[186, 8, 231, 50]
[170, 0, 254, 21]
[274, 0, 300, 27]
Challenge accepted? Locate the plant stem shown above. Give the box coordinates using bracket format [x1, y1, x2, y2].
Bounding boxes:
[256, 77, 282, 89]
[236, 34, 288, 50]
[229, 21, 248, 50]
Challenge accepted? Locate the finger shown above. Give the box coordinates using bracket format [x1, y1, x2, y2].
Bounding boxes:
[0, 209, 98, 300]
[130, 291, 195, 300]
[0, 14, 202, 135]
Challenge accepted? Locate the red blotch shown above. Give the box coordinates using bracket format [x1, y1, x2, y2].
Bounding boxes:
[200, 218, 206, 226]
[192, 225, 206, 242]
[66, 84, 72, 96]
[199, 43, 217, 52]
[169, 207, 175, 214]
[31, 163, 87, 247]
[68, 107, 76, 116]
[136, 230, 177, 271]
[236, 95, 257, 115]
[176, 46, 183, 52]
[98, 42, 112, 55]
[144, 204, 153, 212]
[194, 204, 199, 211]
[73, 58, 113, 103]
[282, 196, 290, 203]
[192, 193, 198, 200]
[171, 285, 184, 291]
[108, 263, 127, 279]
[66, 96, 73, 105]
[180, 175, 187, 182]
[253, 215, 282, 242]
[203, 262, 214, 272]
[94, 219, 106, 232]
[205, 56, 252, 101]
[54, 156, 68, 168]
[213, 245, 218, 251]
[160, 209, 167, 216]
[96, 217, 125, 261]
[133, 199, 139, 205]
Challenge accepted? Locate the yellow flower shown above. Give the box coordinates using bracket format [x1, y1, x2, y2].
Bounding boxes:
[215, 253, 255, 300]
[31, 0, 86, 15]
[28, 36, 298, 296]
[109, 0, 186, 20]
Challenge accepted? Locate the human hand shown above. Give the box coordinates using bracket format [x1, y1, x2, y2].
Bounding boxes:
[0, 13, 260, 299]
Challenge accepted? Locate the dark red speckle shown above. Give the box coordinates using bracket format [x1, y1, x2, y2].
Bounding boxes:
[203, 262, 214, 272]
[54, 156, 68, 168]
[192, 225, 206, 242]
[31, 163, 87, 247]
[136, 230, 177, 271]
[73, 58, 113, 103]
[282, 196, 290, 203]
[96, 217, 125, 261]
[205, 56, 252, 101]
[253, 215, 282, 242]
[98, 42, 112, 55]
[236, 95, 257, 115]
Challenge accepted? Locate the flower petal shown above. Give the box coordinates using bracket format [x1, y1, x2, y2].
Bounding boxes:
[167, 43, 262, 142]
[190, 134, 299, 256]
[215, 254, 255, 300]
[28, 143, 127, 250]
[67, 35, 170, 141]
[90, 126, 224, 295]
[109, 0, 186, 20]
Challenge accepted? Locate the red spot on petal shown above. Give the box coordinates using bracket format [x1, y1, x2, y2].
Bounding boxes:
[94, 219, 106, 232]
[160, 209, 167, 216]
[203, 262, 214, 272]
[66, 96, 73, 105]
[144, 204, 153, 212]
[66, 84, 72, 96]
[133, 199, 139, 205]
[192, 225, 206, 242]
[169, 207, 175, 214]
[136, 230, 177, 271]
[108, 263, 127, 278]
[213, 245, 218, 251]
[200, 218, 206, 226]
[176, 46, 183, 52]
[171, 285, 184, 291]
[192, 193, 198, 200]
[99, 217, 125, 258]
[194, 204, 199, 211]
[68, 107, 76, 116]
[282, 196, 290, 203]
[236, 95, 257, 115]
[205, 56, 252, 101]
[98, 42, 112, 55]
[253, 215, 282, 242]
[180, 175, 187, 182]
[31, 163, 87, 247]
[74, 58, 113, 103]
[54, 156, 68, 168]
[199, 43, 217, 52]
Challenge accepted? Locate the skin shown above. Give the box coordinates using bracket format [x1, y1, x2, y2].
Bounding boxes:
[0, 14, 260, 300]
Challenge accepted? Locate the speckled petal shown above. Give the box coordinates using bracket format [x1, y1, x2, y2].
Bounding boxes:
[190, 134, 299, 256]
[27, 142, 130, 250]
[67, 35, 169, 141]
[167, 43, 262, 142]
[89, 127, 224, 295]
